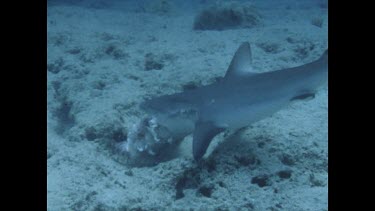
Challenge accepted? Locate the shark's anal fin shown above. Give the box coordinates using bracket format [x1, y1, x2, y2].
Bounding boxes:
[193, 121, 224, 161]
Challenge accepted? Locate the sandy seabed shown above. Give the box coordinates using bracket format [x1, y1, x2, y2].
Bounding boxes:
[47, 1, 328, 210]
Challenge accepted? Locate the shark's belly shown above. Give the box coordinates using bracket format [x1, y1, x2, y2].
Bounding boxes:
[213, 99, 289, 130]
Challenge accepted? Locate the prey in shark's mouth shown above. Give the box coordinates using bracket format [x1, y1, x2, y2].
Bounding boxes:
[121, 42, 328, 161]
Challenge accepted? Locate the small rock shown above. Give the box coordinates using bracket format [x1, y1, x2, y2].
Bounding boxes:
[277, 170, 292, 179]
[311, 17, 324, 28]
[251, 174, 271, 187]
[66, 47, 82, 55]
[125, 169, 134, 176]
[85, 127, 98, 141]
[257, 42, 281, 54]
[144, 53, 164, 71]
[104, 44, 127, 60]
[280, 154, 295, 166]
[193, 2, 261, 31]
[47, 58, 64, 74]
[197, 185, 214, 197]
[234, 154, 258, 166]
[309, 173, 326, 187]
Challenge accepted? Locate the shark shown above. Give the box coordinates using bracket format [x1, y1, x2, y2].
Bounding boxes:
[139, 42, 328, 161]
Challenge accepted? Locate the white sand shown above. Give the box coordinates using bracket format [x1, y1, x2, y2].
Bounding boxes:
[47, 1, 328, 210]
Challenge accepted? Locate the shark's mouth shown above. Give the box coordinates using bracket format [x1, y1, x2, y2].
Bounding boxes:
[117, 116, 177, 157]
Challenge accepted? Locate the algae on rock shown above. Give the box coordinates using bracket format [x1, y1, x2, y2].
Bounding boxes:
[193, 1, 261, 31]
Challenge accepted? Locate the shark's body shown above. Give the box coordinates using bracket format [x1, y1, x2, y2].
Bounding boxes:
[141, 42, 328, 160]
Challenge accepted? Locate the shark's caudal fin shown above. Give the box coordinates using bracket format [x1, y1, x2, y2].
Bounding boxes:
[319, 49, 328, 66]
[224, 42, 257, 79]
[321, 49, 328, 60]
[193, 121, 224, 160]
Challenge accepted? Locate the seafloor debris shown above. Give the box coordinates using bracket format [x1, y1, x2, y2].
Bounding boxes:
[257, 42, 282, 54]
[144, 52, 176, 71]
[144, 53, 164, 71]
[311, 17, 324, 28]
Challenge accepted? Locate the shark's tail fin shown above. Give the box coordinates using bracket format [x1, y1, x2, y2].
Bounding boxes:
[320, 49, 328, 63]
[316, 49, 328, 74]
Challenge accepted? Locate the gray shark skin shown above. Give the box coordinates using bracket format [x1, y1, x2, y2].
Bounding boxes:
[140, 42, 328, 160]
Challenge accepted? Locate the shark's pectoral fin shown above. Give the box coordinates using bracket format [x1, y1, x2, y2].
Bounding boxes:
[290, 92, 316, 101]
[192, 121, 225, 161]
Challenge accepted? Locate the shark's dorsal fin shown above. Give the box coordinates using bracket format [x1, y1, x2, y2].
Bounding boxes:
[224, 42, 257, 79]
[193, 121, 224, 160]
